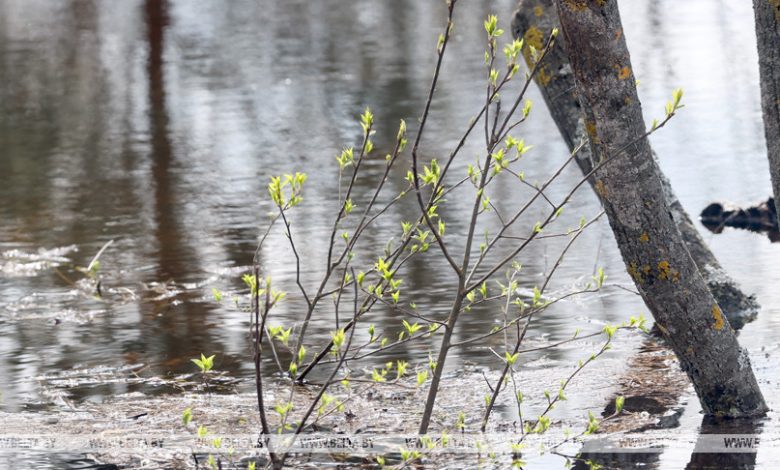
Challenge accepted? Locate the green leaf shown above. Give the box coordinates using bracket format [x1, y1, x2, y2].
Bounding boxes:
[417, 369, 428, 387]
[332, 329, 346, 350]
[672, 88, 684, 108]
[522, 99, 532, 119]
[396, 360, 408, 379]
[397, 119, 407, 140]
[594, 267, 606, 288]
[484, 15, 498, 36]
[274, 327, 292, 346]
[360, 107, 374, 134]
[402, 319, 422, 336]
[371, 368, 387, 383]
[532, 286, 542, 306]
[615, 395, 625, 414]
[585, 411, 599, 435]
[191, 353, 215, 373]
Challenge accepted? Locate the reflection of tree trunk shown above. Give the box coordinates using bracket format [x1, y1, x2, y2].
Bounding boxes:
[573, 415, 761, 470]
[572, 452, 660, 469]
[512, 0, 758, 328]
[686, 416, 761, 469]
[753, 0, 780, 227]
[146, 0, 181, 281]
[147, 0, 171, 213]
[144, 0, 210, 367]
[551, 0, 766, 417]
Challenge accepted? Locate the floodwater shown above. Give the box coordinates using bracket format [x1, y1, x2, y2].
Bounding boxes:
[2, 0, 780, 468]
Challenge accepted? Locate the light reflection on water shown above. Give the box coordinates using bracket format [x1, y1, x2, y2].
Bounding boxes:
[1, 0, 780, 468]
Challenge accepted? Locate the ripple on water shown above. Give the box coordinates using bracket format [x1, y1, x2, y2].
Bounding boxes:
[0, 245, 78, 278]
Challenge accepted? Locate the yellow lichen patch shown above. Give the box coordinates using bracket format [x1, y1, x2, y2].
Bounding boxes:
[624, 96, 633, 106]
[585, 120, 597, 136]
[657, 261, 680, 282]
[596, 0, 608, 5]
[686, 346, 694, 354]
[523, 26, 544, 50]
[639, 232, 649, 243]
[537, 67, 553, 86]
[563, 0, 589, 11]
[594, 179, 608, 198]
[770, 0, 780, 21]
[657, 261, 670, 274]
[657, 261, 671, 280]
[618, 66, 631, 80]
[533, 5, 544, 16]
[628, 262, 644, 284]
[615, 28, 623, 40]
[642, 264, 651, 275]
[585, 119, 600, 143]
[712, 305, 725, 330]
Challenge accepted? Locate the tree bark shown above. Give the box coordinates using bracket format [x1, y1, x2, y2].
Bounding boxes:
[512, 0, 759, 329]
[753, 0, 780, 226]
[550, 0, 767, 417]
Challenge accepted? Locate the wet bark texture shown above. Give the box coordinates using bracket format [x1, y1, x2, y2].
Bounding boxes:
[753, 0, 780, 226]
[551, 0, 767, 417]
[512, 0, 759, 328]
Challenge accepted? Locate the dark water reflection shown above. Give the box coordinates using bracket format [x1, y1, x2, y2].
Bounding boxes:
[572, 416, 763, 470]
[2, 0, 780, 468]
[0, 0, 617, 402]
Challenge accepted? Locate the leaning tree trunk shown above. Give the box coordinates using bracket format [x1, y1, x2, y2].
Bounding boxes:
[552, 0, 767, 417]
[512, 0, 759, 328]
[753, 0, 780, 226]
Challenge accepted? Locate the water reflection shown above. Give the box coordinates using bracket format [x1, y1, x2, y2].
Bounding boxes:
[2, 0, 607, 405]
[142, 0, 219, 375]
[686, 416, 762, 469]
[573, 405, 763, 470]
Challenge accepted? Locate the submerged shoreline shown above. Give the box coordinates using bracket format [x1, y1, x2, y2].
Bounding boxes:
[1, 332, 708, 469]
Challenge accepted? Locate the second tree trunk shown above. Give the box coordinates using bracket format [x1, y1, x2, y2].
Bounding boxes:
[552, 0, 766, 417]
[512, 0, 759, 328]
